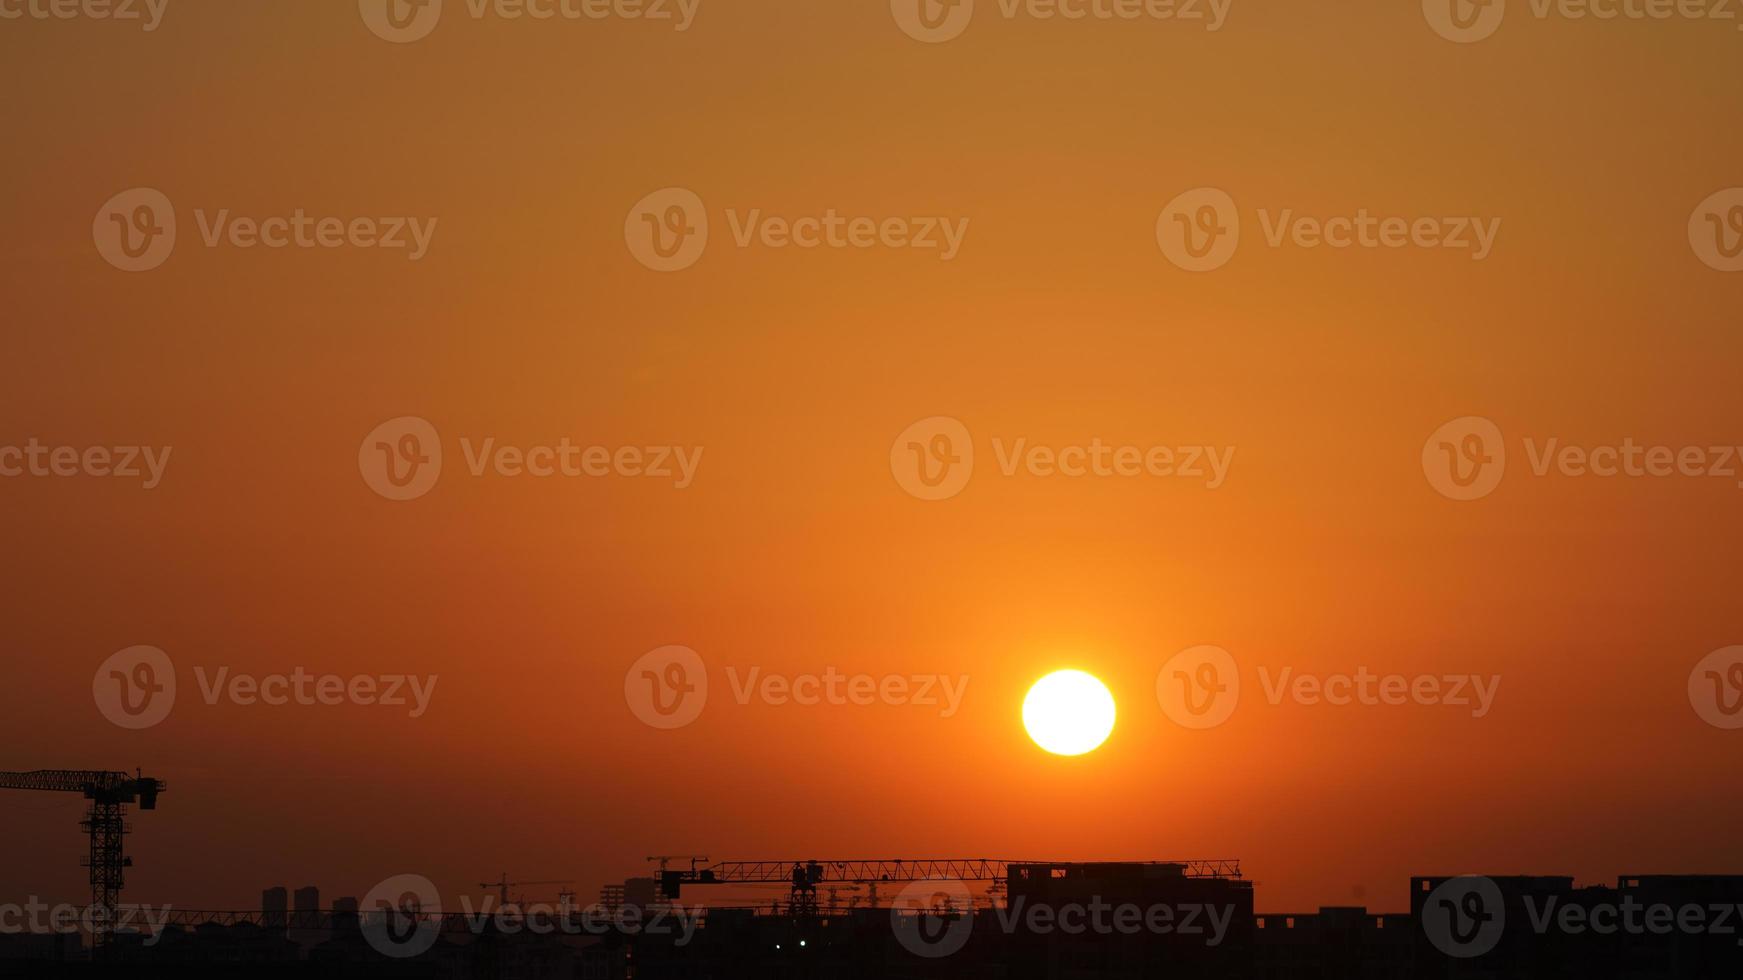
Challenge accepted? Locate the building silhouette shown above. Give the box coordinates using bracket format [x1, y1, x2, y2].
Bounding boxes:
[3, 865, 1741, 978]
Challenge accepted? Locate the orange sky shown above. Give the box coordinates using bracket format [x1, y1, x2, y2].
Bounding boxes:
[2, 0, 1740, 914]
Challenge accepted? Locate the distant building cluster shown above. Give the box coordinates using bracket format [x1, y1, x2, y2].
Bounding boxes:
[3, 865, 1740, 978]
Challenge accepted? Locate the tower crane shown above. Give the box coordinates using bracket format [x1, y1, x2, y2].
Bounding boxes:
[478, 875, 572, 908]
[645, 854, 710, 875]
[655, 857, 1244, 915]
[0, 769, 166, 948]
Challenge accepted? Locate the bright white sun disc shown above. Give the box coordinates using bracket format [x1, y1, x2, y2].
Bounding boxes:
[1023, 670, 1116, 756]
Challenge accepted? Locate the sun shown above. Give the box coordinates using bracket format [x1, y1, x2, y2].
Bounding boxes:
[1023, 670, 1116, 756]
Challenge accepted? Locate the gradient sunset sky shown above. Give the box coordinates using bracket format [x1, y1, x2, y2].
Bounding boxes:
[2, 0, 1741, 914]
